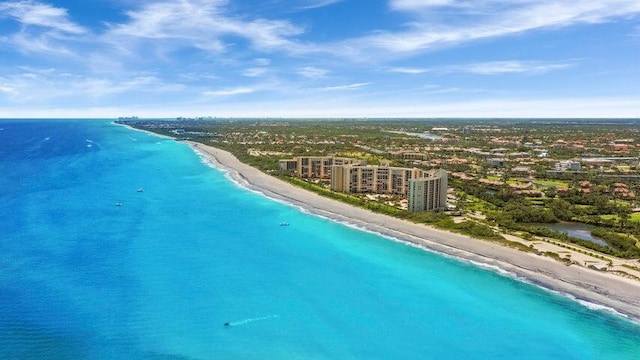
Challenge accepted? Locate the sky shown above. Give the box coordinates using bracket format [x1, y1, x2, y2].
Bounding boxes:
[0, 0, 638, 118]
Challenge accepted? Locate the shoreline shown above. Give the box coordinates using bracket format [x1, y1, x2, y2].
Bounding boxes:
[113, 121, 176, 140]
[184, 141, 640, 322]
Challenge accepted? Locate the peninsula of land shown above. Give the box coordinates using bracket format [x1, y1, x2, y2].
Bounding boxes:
[187, 140, 640, 321]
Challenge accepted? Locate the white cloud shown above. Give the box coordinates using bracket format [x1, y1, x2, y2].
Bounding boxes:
[390, 0, 458, 10]
[320, 82, 372, 91]
[254, 58, 271, 66]
[297, 66, 328, 78]
[203, 87, 256, 96]
[389, 61, 573, 75]
[0, 1, 86, 34]
[389, 67, 428, 74]
[105, 0, 306, 53]
[0, 1, 87, 56]
[422, 85, 459, 93]
[297, 0, 344, 10]
[0, 69, 186, 103]
[242, 67, 269, 77]
[0, 85, 17, 94]
[346, 1, 640, 54]
[2, 31, 75, 55]
[445, 61, 573, 75]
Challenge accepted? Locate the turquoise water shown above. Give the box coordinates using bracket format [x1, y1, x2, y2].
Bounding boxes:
[1, 120, 640, 359]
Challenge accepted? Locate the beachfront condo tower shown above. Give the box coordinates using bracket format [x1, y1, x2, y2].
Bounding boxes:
[330, 163, 425, 195]
[279, 156, 366, 179]
[407, 169, 448, 212]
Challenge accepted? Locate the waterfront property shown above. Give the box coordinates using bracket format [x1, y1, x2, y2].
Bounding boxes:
[279, 156, 366, 179]
[330, 162, 425, 195]
[408, 169, 448, 212]
[330, 163, 448, 212]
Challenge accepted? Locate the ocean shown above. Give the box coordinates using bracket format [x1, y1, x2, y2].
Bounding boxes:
[1, 119, 639, 359]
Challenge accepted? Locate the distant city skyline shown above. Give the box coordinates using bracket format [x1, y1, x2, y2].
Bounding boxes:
[0, 0, 639, 118]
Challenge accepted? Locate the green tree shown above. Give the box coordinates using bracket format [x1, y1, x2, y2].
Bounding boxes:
[617, 205, 632, 227]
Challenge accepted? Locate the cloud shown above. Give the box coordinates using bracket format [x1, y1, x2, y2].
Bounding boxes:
[389, 61, 573, 75]
[254, 58, 271, 66]
[297, 66, 328, 78]
[0, 1, 87, 56]
[389, 67, 428, 74]
[0, 1, 86, 34]
[320, 82, 372, 91]
[0, 85, 17, 94]
[2, 31, 76, 55]
[203, 87, 256, 96]
[444, 60, 573, 75]
[105, 0, 306, 53]
[0, 69, 186, 103]
[242, 67, 269, 77]
[297, 0, 344, 10]
[422, 85, 459, 93]
[390, 0, 458, 10]
[345, 1, 640, 55]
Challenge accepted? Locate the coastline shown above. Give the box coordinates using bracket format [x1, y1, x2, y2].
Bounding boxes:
[184, 140, 640, 321]
[114, 121, 176, 140]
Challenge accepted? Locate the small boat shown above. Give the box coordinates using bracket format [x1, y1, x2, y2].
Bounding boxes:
[137, 188, 145, 193]
[279, 222, 290, 227]
[115, 202, 123, 207]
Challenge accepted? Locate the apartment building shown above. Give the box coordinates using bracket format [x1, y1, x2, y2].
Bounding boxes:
[555, 160, 581, 172]
[330, 163, 430, 196]
[279, 156, 366, 179]
[407, 169, 448, 212]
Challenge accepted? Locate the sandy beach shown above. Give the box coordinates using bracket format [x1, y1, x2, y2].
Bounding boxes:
[186, 141, 640, 321]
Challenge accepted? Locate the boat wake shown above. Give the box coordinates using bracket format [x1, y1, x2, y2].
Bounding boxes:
[86, 139, 100, 148]
[229, 314, 279, 327]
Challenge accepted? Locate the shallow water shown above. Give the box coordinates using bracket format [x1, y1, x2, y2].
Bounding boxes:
[1, 120, 639, 359]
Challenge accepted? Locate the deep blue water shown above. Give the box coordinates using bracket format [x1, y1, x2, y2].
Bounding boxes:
[1, 120, 640, 359]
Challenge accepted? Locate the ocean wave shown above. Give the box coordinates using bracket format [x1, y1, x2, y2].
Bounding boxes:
[554, 291, 633, 320]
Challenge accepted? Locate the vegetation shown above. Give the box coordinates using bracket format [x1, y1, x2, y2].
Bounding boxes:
[120, 118, 640, 260]
[591, 228, 640, 258]
[281, 177, 505, 243]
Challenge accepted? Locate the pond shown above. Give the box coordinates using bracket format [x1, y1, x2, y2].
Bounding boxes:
[539, 222, 608, 246]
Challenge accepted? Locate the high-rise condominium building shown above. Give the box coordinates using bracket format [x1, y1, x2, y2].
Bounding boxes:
[407, 169, 448, 212]
[330, 164, 442, 198]
[279, 156, 366, 179]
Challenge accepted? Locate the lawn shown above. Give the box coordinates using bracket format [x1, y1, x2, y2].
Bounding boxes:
[533, 179, 569, 187]
[600, 213, 640, 222]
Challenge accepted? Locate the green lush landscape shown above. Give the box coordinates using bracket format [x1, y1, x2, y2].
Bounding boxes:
[121, 118, 640, 261]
